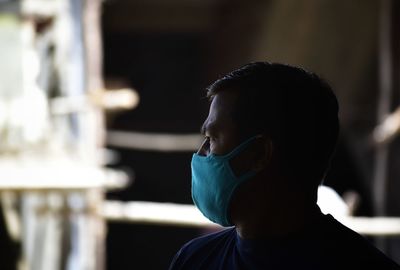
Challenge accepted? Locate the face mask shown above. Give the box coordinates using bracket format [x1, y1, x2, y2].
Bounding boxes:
[191, 136, 259, 227]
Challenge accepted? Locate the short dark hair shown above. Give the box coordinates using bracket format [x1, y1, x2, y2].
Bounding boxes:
[207, 62, 339, 194]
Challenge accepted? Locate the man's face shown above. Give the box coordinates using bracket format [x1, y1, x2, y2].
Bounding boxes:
[198, 90, 262, 181]
[198, 91, 241, 157]
[197, 90, 272, 226]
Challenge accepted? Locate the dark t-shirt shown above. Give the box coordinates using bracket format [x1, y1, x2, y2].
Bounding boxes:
[169, 213, 400, 270]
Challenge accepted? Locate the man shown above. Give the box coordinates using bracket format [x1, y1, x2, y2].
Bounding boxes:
[169, 62, 400, 269]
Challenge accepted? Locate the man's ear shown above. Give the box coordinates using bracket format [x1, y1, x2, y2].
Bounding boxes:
[252, 137, 273, 172]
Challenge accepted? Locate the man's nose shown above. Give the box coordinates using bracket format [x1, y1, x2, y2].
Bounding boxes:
[197, 138, 210, 156]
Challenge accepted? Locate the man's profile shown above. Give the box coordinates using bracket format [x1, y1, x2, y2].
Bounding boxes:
[169, 62, 400, 269]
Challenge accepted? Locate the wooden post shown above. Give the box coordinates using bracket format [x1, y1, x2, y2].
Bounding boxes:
[373, 0, 393, 252]
[82, 0, 106, 269]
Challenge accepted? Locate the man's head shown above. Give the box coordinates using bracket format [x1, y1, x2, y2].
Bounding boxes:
[201, 62, 339, 203]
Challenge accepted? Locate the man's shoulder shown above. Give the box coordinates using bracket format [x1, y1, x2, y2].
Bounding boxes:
[320, 214, 400, 268]
[169, 227, 236, 270]
[322, 214, 379, 250]
[179, 227, 235, 255]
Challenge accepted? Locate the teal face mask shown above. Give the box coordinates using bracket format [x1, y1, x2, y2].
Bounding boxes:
[191, 136, 259, 227]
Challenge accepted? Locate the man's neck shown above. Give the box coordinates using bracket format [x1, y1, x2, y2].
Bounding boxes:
[235, 201, 321, 240]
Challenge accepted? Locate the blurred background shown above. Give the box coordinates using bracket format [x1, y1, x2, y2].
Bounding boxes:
[1, 0, 400, 269]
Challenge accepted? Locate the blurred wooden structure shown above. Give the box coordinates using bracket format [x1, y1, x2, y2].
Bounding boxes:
[0, 0, 132, 269]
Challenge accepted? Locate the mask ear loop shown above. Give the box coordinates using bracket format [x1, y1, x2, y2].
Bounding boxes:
[223, 135, 263, 159]
[224, 135, 268, 226]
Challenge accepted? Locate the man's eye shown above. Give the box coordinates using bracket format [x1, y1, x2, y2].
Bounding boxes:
[207, 136, 215, 142]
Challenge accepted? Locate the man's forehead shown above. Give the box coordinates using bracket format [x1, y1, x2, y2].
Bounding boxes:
[204, 91, 238, 132]
[209, 91, 238, 117]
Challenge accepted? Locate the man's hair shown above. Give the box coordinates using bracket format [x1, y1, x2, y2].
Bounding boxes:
[207, 62, 339, 195]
